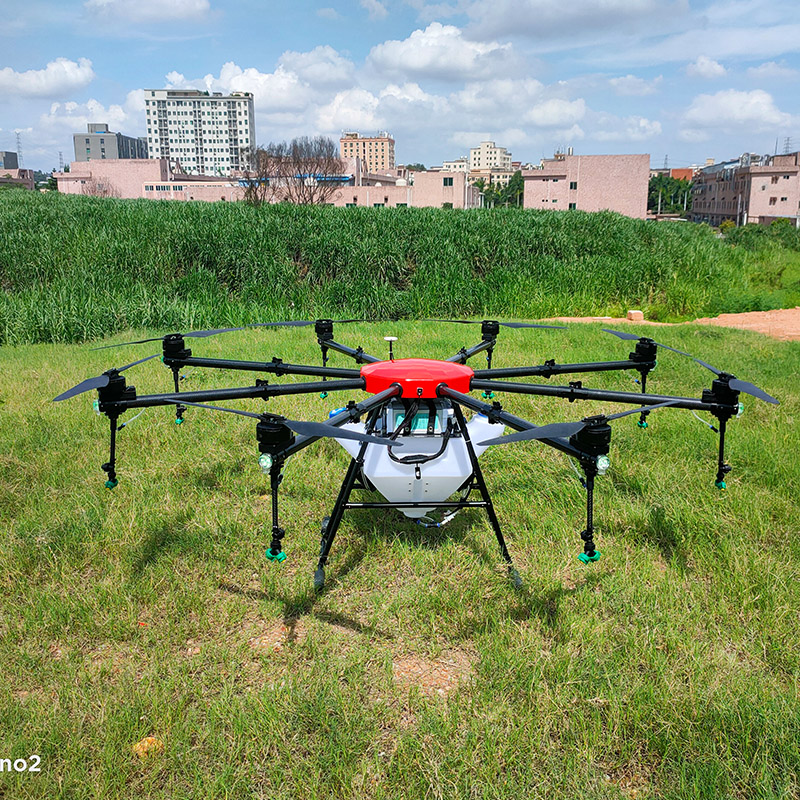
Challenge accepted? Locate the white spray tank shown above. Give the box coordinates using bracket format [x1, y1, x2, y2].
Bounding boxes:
[333, 400, 504, 518]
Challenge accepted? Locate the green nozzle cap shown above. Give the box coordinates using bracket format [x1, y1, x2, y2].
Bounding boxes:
[578, 551, 601, 564]
[320, 392, 329, 399]
[175, 417, 184, 424]
[265, 550, 287, 563]
[481, 391, 495, 400]
[637, 420, 648, 428]
[105, 479, 118, 490]
[715, 480, 726, 490]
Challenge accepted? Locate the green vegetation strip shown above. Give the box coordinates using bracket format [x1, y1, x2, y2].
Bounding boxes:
[2, 192, 799, 346]
[1, 323, 798, 798]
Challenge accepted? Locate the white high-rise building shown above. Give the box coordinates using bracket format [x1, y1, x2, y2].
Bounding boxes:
[144, 89, 256, 176]
[469, 141, 512, 171]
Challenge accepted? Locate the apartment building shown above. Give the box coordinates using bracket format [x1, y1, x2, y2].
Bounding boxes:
[523, 152, 650, 218]
[469, 141, 512, 172]
[339, 132, 395, 173]
[73, 123, 147, 162]
[144, 89, 255, 175]
[690, 151, 800, 226]
[0, 151, 19, 170]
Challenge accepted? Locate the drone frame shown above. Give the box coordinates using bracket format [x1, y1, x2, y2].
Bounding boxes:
[60, 318, 770, 590]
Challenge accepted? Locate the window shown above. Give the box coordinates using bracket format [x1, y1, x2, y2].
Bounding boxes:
[373, 203, 384, 207]
[552, 199, 557, 203]
[780, 197, 787, 202]
[568, 202, 576, 209]
[771, 176, 778, 184]
[769, 197, 777, 205]
[443, 177, 453, 187]
[346, 203, 357, 207]
[442, 202, 453, 209]
[569, 181, 577, 190]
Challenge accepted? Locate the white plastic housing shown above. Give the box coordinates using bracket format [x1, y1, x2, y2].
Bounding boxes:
[337, 411, 504, 518]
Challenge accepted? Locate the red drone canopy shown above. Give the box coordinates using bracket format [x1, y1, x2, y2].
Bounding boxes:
[361, 358, 473, 398]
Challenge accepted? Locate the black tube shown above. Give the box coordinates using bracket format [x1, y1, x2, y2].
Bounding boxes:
[323, 339, 382, 364]
[445, 339, 494, 364]
[169, 356, 362, 379]
[116, 378, 367, 411]
[437, 386, 585, 460]
[470, 379, 727, 414]
[473, 360, 654, 379]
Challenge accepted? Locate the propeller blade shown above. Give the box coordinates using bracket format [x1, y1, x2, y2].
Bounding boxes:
[602, 329, 778, 403]
[601, 328, 643, 341]
[604, 400, 681, 421]
[283, 419, 403, 446]
[729, 379, 779, 405]
[163, 400, 403, 447]
[499, 322, 567, 330]
[478, 421, 586, 447]
[430, 319, 566, 329]
[53, 374, 110, 402]
[91, 326, 258, 350]
[53, 354, 159, 402]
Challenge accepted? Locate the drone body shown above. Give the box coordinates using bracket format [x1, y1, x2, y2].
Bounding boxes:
[54, 319, 778, 591]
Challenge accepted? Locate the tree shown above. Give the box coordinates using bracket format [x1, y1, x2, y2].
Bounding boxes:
[500, 170, 524, 207]
[405, 163, 426, 172]
[648, 174, 692, 215]
[242, 136, 346, 206]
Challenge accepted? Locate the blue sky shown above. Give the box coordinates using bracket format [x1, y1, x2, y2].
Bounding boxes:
[1, 0, 798, 172]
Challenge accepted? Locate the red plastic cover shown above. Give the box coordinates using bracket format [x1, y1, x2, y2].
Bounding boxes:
[361, 358, 473, 398]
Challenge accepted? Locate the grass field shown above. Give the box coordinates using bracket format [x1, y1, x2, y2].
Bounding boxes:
[3, 192, 800, 346]
[1, 322, 798, 799]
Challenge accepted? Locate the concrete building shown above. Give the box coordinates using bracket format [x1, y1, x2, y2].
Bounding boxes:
[690, 151, 800, 227]
[0, 151, 19, 170]
[469, 141, 512, 172]
[441, 157, 468, 173]
[54, 159, 243, 201]
[73, 123, 147, 162]
[144, 88, 255, 176]
[0, 168, 35, 190]
[523, 152, 650, 218]
[53, 157, 480, 208]
[339, 132, 395, 173]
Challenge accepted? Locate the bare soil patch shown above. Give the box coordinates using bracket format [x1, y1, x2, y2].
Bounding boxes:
[546, 307, 800, 341]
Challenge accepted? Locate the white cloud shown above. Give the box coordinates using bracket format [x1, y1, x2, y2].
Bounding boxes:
[279, 46, 355, 88]
[316, 7, 339, 19]
[609, 74, 662, 95]
[451, 78, 544, 115]
[681, 89, 794, 141]
[594, 115, 662, 141]
[685, 55, 726, 79]
[39, 90, 145, 141]
[84, 0, 210, 22]
[465, 0, 686, 39]
[747, 60, 799, 80]
[525, 98, 586, 128]
[368, 23, 515, 81]
[0, 57, 95, 98]
[316, 88, 383, 132]
[360, 0, 388, 20]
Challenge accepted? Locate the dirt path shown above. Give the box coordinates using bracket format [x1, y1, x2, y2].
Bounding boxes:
[546, 307, 800, 342]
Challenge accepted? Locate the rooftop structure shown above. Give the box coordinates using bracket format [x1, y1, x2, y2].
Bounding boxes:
[144, 89, 255, 176]
[73, 123, 147, 162]
[339, 132, 395, 173]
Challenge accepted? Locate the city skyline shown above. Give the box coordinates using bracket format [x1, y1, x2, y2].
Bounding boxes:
[1, 0, 798, 173]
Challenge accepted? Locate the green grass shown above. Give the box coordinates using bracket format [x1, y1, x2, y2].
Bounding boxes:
[1, 322, 798, 798]
[5, 191, 799, 345]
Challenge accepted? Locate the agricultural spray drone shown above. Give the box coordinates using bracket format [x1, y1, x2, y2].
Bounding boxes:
[55, 319, 778, 589]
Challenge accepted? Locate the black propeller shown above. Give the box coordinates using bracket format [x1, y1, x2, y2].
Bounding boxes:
[53, 354, 160, 402]
[602, 329, 779, 405]
[429, 319, 567, 330]
[478, 401, 680, 447]
[91, 319, 378, 350]
[162, 400, 404, 447]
